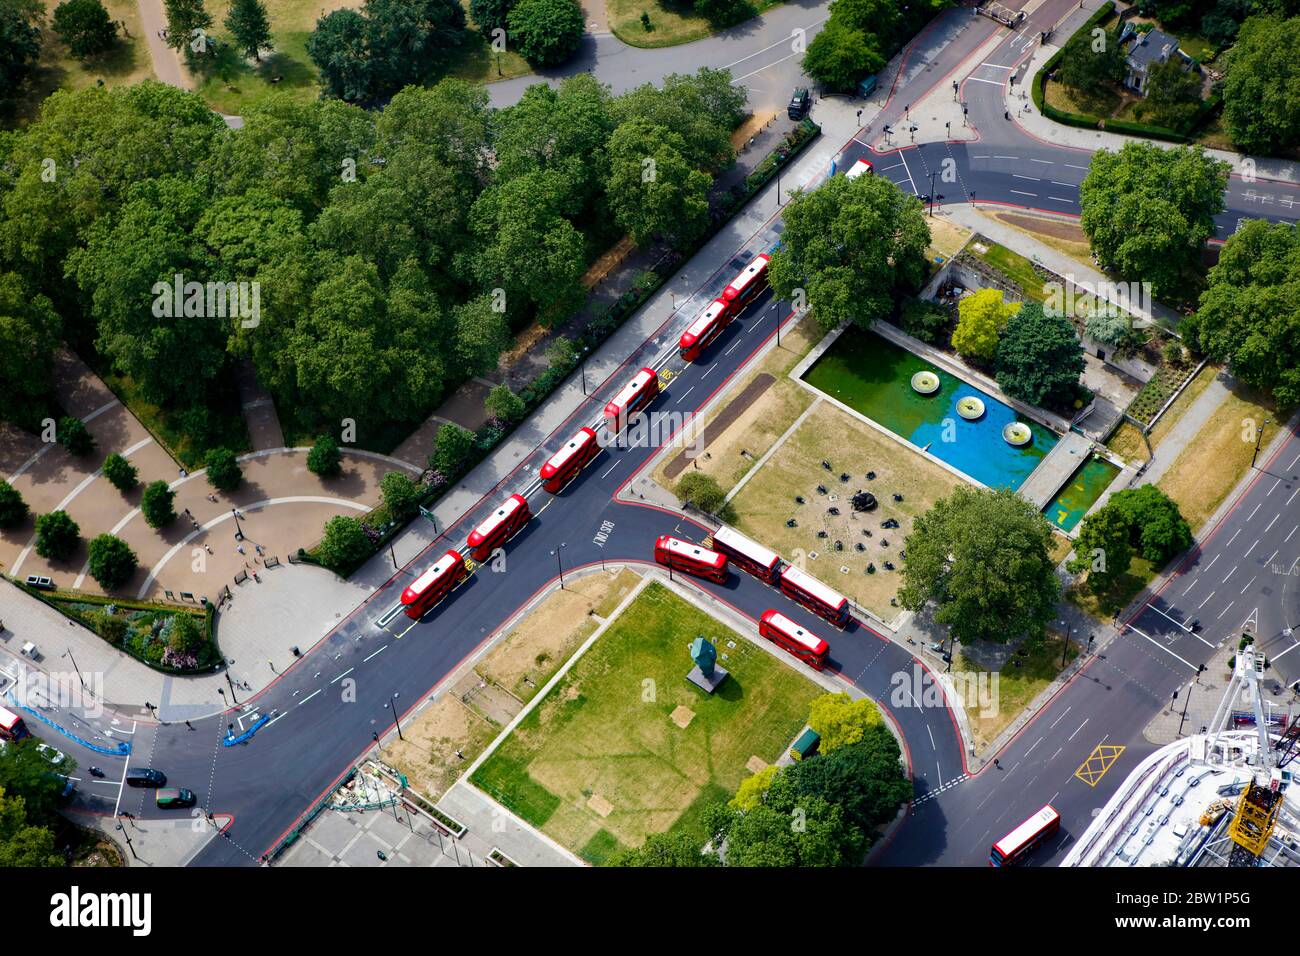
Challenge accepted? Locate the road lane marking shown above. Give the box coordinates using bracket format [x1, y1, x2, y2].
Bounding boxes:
[1127, 623, 1196, 668]
[1010, 189, 1037, 197]
[1217, 601, 1235, 619]
[966, 76, 1006, 86]
[1222, 565, 1237, 584]
[298, 690, 320, 706]
[1050, 705, 1072, 729]
[1012, 174, 1039, 181]
[363, 645, 387, 662]
[1240, 575, 1257, 594]
[1244, 538, 1260, 557]
[1067, 717, 1089, 741]
[1247, 502, 1262, 521]
[1198, 590, 1216, 608]
[330, 668, 353, 684]
[600, 460, 622, 479]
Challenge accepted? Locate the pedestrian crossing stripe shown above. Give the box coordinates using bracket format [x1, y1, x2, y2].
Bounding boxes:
[1075, 744, 1125, 787]
[911, 773, 970, 807]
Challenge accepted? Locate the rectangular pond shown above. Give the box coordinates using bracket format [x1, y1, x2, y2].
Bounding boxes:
[1043, 456, 1122, 532]
[802, 327, 1058, 491]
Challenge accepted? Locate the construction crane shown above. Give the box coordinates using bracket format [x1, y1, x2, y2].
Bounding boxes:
[1277, 714, 1300, 769]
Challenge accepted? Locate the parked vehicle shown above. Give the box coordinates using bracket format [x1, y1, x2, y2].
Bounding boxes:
[788, 87, 811, 119]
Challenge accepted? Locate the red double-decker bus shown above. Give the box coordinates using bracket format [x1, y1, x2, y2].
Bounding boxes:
[539, 426, 600, 494]
[778, 564, 850, 628]
[400, 549, 467, 619]
[653, 535, 728, 583]
[709, 525, 781, 584]
[990, 804, 1061, 866]
[466, 493, 531, 561]
[603, 367, 660, 432]
[0, 705, 29, 742]
[759, 610, 829, 670]
[721, 253, 770, 312]
[679, 298, 734, 362]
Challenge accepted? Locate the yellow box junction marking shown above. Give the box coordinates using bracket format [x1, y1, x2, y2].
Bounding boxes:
[1074, 744, 1126, 787]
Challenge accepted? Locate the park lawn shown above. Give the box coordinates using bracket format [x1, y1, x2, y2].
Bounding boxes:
[1048, 530, 1073, 567]
[470, 581, 821, 863]
[651, 311, 820, 495]
[382, 693, 501, 801]
[608, 0, 783, 48]
[480, 567, 641, 703]
[728, 400, 964, 621]
[967, 236, 1056, 308]
[1043, 77, 1124, 122]
[954, 631, 1077, 751]
[9, 0, 154, 125]
[1156, 384, 1278, 532]
[927, 216, 971, 262]
[1106, 421, 1149, 463]
[987, 211, 1094, 273]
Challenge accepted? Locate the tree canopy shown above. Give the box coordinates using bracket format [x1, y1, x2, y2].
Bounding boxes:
[1221, 15, 1300, 155]
[899, 486, 1060, 645]
[994, 303, 1085, 409]
[1185, 218, 1300, 407]
[506, 0, 584, 67]
[1078, 142, 1229, 299]
[768, 174, 930, 333]
[51, 0, 117, 59]
[951, 288, 1018, 363]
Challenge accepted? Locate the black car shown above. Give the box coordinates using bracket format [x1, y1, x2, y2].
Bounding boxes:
[788, 87, 810, 120]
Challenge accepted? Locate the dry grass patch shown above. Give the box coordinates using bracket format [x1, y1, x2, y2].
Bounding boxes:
[954, 631, 1078, 752]
[927, 215, 972, 261]
[480, 567, 640, 702]
[381, 694, 499, 800]
[652, 312, 820, 494]
[988, 210, 1095, 272]
[728, 401, 964, 621]
[1156, 384, 1277, 532]
[1147, 363, 1218, 449]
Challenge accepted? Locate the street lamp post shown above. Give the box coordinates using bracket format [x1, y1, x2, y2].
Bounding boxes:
[1251, 419, 1273, 469]
[581, 347, 590, 396]
[1060, 620, 1072, 668]
[232, 509, 244, 541]
[388, 693, 404, 741]
[62, 649, 86, 692]
[773, 301, 782, 347]
[1177, 680, 1194, 736]
[552, 543, 567, 590]
[225, 670, 239, 704]
[116, 816, 139, 861]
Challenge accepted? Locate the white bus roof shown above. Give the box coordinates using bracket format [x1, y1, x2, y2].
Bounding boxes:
[846, 158, 872, 179]
[544, 428, 595, 470]
[994, 805, 1060, 856]
[712, 525, 780, 569]
[726, 254, 769, 295]
[659, 536, 724, 566]
[766, 611, 826, 651]
[608, 369, 656, 412]
[0, 705, 21, 728]
[685, 300, 728, 339]
[780, 564, 848, 610]
[473, 495, 525, 537]
[407, 550, 462, 595]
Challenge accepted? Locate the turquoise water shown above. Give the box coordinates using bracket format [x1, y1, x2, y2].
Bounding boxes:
[1043, 456, 1121, 532]
[802, 327, 1058, 490]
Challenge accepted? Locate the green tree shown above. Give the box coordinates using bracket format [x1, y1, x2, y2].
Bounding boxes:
[470, 0, 512, 33]
[100, 453, 139, 492]
[0, 787, 62, 867]
[729, 765, 779, 811]
[1067, 502, 1134, 593]
[608, 831, 716, 866]
[951, 288, 1019, 363]
[0, 480, 28, 528]
[380, 471, 422, 522]
[307, 434, 343, 478]
[0, 274, 62, 430]
[507, 0, 584, 67]
[0, 0, 43, 97]
[784, 726, 910, 834]
[163, 0, 212, 53]
[768, 174, 930, 333]
[1184, 218, 1300, 406]
[485, 384, 526, 423]
[610, 70, 742, 172]
[1109, 485, 1193, 564]
[96, 611, 127, 644]
[1085, 312, 1142, 352]
[307, 8, 372, 101]
[899, 487, 1060, 645]
[1057, 24, 1124, 98]
[1221, 15, 1300, 154]
[994, 303, 1085, 408]
[57, 416, 95, 457]
[87, 534, 137, 590]
[224, 0, 272, 60]
[694, 0, 755, 26]
[34, 510, 80, 562]
[141, 480, 177, 529]
[205, 447, 243, 491]
[318, 515, 372, 571]
[454, 296, 511, 376]
[469, 172, 587, 325]
[0, 740, 75, 827]
[1078, 142, 1229, 298]
[674, 472, 731, 518]
[430, 423, 475, 477]
[51, 0, 116, 58]
[898, 297, 949, 344]
[364, 0, 466, 96]
[604, 119, 711, 248]
[807, 692, 881, 752]
[802, 20, 884, 92]
[1135, 57, 1204, 130]
[167, 613, 205, 656]
[724, 785, 860, 866]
